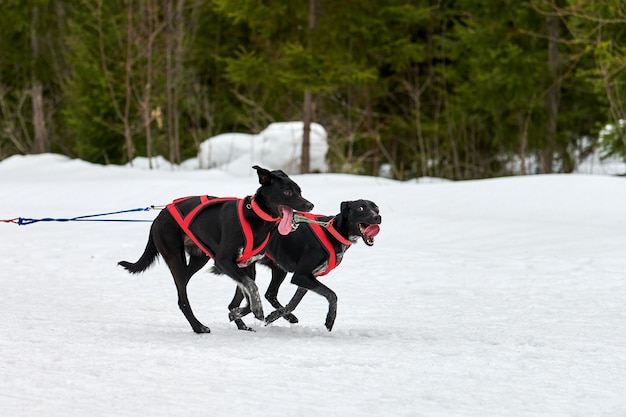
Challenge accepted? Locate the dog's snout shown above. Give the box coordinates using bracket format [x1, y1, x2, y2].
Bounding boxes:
[304, 200, 314, 211]
[373, 214, 382, 224]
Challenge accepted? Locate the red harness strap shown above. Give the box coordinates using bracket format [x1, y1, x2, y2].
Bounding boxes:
[236, 197, 276, 263]
[166, 195, 276, 265]
[299, 213, 352, 276]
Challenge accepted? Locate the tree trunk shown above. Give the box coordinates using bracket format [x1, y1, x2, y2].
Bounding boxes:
[123, 0, 135, 165]
[31, 82, 47, 154]
[165, 0, 183, 166]
[163, 0, 184, 164]
[165, 0, 174, 165]
[519, 113, 528, 175]
[543, 13, 560, 174]
[31, 6, 48, 154]
[173, 0, 184, 165]
[409, 65, 429, 178]
[301, 0, 316, 174]
[143, 0, 155, 169]
[302, 90, 312, 173]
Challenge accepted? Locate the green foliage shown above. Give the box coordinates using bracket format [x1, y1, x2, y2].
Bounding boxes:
[599, 122, 626, 159]
[0, 0, 622, 177]
[61, 0, 131, 163]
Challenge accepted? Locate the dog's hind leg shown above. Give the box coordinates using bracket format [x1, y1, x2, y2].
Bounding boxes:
[228, 287, 252, 331]
[181, 254, 211, 332]
[227, 265, 256, 331]
[155, 231, 211, 333]
[264, 267, 299, 324]
[186, 254, 210, 283]
[169, 254, 211, 333]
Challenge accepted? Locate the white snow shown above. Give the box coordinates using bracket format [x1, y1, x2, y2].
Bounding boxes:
[1, 153, 626, 417]
[195, 121, 329, 174]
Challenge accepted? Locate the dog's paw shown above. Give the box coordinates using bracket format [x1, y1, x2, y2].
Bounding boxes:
[325, 315, 336, 332]
[265, 308, 286, 324]
[193, 325, 211, 334]
[234, 319, 255, 332]
[251, 306, 265, 322]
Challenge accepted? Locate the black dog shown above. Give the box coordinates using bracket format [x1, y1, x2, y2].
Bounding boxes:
[118, 166, 313, 333]
[225, 199, 381, 331]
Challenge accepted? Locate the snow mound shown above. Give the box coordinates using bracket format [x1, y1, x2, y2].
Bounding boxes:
[129, 155, 175, 171]
[197, 121, 329, 175]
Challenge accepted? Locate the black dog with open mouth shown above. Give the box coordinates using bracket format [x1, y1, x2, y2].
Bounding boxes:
[118, 166, 313, 333]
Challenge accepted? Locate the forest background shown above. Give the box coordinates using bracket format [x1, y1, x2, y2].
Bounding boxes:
[1, 0, 625, 180]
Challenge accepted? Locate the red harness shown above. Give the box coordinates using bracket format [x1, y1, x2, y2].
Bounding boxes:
[166, 195, 279, 265]
[297, 213, 352, 276]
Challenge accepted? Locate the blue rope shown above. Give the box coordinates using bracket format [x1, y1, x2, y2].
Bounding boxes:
[14, 207, 154, 226]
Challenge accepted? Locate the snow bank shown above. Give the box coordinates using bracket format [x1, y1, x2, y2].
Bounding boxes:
[127, 122, 329, 175]
[197, 121, 328, 175]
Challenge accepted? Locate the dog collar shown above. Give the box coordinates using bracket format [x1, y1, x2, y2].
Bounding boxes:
[249, 196, 280, 222]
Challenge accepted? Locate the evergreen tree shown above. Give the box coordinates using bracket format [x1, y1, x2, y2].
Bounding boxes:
[0, 0, 617, 178]
[547, 0, 626, 161]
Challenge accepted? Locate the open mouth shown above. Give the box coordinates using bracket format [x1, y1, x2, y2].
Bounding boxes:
[277, 205, 296, 235]
[359, 223, 380, 246]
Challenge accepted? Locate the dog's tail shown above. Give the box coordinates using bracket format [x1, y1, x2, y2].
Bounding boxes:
[118, 234, 159, 274]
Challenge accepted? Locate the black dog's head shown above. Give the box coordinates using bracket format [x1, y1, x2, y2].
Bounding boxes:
[253, 165, 314, 235]
[340, 199, 381, 246]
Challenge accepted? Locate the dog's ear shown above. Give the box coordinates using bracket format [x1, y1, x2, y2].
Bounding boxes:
[253, 165, 273, 185]
[340, 201, 351, 216]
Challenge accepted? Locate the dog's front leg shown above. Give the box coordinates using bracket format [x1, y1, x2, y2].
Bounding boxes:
[291, 274, 338, 331]
[227, 265, 257, 331]
[214, 258, 265, 322]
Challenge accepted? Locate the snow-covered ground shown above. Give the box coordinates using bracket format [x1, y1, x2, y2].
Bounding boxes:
[1, 154, 625, 417]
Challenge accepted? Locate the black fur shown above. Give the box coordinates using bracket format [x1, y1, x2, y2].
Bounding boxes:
[225, 199, 381, 331]
[118, 166, 313, 333]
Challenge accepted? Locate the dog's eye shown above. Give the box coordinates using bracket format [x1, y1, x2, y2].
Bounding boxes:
[357, 206, 364, 211]
[284, 190, 293, 196]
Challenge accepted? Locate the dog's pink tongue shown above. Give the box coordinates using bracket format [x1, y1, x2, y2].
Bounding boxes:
[278, 206, 294, 235]
[363, 224, 380, 239]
